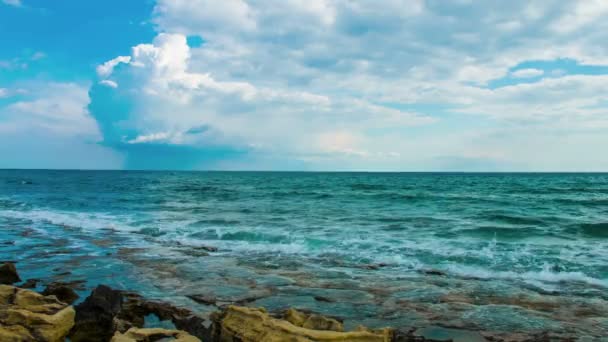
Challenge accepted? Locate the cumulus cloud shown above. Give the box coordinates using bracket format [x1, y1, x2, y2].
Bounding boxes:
[93, 32, 433, 167]
[0, 82, 123, 169]
[89, 0, 608, 170]
[96, 56, 131, 78]
[510, 68, 544, 78]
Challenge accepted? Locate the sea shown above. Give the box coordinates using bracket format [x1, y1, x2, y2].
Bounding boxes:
[1, 170, 607, 339]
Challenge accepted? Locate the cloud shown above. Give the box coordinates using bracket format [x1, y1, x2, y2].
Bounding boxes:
[2, 0, 21, 7]
[0, 88, 8, 98]
[510, 68, 544, 78]
[92, 32, 433, 169]
[86, 0, 608, 170]
[99, 80, 118, 88]
[0, 82, 123, 169]
[96, 56, 131, 78]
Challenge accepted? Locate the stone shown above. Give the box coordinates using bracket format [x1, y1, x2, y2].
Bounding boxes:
[42, 283, 80, 305]
[20, 279, 40, 289]
[117, 292, 214, 341]
[0, 263, 21, 285]
[111, 327, 201, 342]
[0, 285, 75, 342]
[283, 308, 344, 332]
[212, 305, 392, 342]
[70, 284, 124, 342]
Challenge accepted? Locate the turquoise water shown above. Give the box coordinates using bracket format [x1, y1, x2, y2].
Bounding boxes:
[1, 171, 607, 338]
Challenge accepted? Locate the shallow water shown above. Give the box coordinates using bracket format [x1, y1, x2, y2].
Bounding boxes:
[1, 171, 607, 338]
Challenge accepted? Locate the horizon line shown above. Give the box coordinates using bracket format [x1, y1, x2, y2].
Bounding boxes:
[1, 168, 608, 174]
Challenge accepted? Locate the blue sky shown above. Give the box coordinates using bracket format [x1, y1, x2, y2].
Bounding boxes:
[1, 0, 608, 171]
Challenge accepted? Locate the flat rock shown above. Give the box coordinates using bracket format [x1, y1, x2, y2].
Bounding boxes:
[111, 327, 201, 342]
[212, 305, 392, 342]
[0, 285, 75, 342]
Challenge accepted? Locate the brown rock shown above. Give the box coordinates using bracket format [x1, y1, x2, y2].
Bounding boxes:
[0, 285, 75, 342]
[0, 263, 21, 285]
[42, 282, 80, 305]
[111, 327, 201, 342]
[213, 305, 392, 342]
[283, 308, 344, 332]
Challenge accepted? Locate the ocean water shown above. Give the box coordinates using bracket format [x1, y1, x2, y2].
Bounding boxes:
[1, 170, 607, 338]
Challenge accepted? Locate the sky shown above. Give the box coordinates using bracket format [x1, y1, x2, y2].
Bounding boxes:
[1, 0, 608, 171]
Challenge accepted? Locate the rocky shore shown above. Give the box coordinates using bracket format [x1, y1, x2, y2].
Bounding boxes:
[0, 263, 588, 341]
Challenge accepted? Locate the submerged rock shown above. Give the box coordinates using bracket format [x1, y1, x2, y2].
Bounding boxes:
[42, 282, 80, 305]
[70, 284, 124, 342]
[212, 305, 392, 342]
[0, 285, 75, 342]
[111, 327, 201, 342]
[20, 278, 40, 289]
[0, 263, 21, 285]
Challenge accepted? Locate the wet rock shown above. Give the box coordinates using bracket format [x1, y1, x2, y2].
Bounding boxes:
[117, 292, 213, 341]
[20, 278, 40, 289]
[187, 294, 217, 306]
[283, 308, 344, 332]
[187, 289, 270, 308]
[314, 295, 336, 303]
[212, 305, 392, 342]
[0, 262, 21, 285]
[42, 282, 80, 305]
[111, 327, 201, 342]
[70, 284, 124, 342]
[0, 285, 75, 342]
[20, 228, 35, 237]
[196, 245, 218, 252]
[422, 270, 447, 277]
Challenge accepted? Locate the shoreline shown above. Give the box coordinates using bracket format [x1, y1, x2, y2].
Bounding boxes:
[0, 262, 597, 341]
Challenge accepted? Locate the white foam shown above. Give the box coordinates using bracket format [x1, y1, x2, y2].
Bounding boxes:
[445, 264, 608, 289]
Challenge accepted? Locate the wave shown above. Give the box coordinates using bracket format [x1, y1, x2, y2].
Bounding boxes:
[0, 209, 139, 232]
[446, 264, 608, 289]
[476, 213, 548, 226]
[459, 226, 544, 239]
[577, 223, 608, 238]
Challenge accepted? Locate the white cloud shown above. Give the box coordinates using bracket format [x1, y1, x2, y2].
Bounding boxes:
[91, 0, 608, 170]
[96, 55, 131, 78]
[1, 83, 101, 139]
[99, 80, 118, 88]
[511, 68, 544, 78]
[0, 88, 8, 98]
[2, 0, 21, 7]
[0, 82, 124, 169]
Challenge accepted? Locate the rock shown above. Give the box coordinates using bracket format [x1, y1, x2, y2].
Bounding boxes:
[70, 284, 124, 342]
[0, 263, 21, 285]
[422, 270, 447, 277]
[314, 295, 336, 303]
[42, 282, 80, 305]
[116, 292, 214, 341]
[195, 245, 218, 252]
[20, 228, 35, 237]
[111, 327, 201, 342]
[283, 308, 344, 332]
[0, 285, 75, 342]
[20, 278, 40, 289]
[212, 305, 392, 342]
